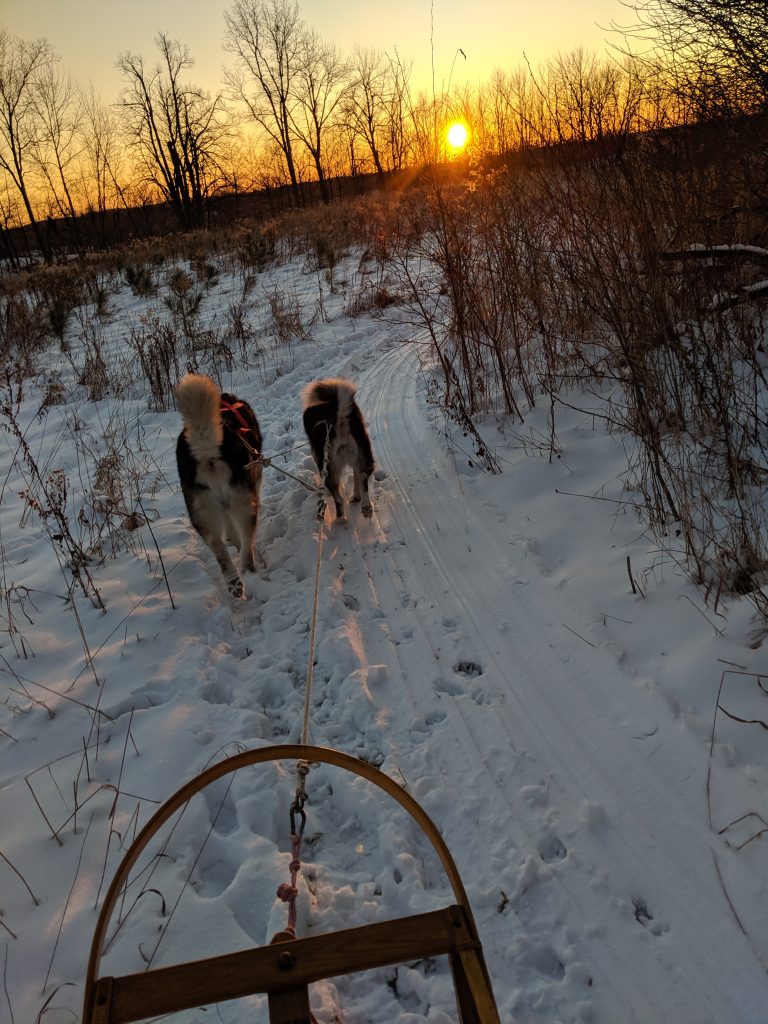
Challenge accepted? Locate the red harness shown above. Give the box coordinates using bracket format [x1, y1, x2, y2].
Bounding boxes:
[221, 398, 259, 454]
[221, 397, 249, 429]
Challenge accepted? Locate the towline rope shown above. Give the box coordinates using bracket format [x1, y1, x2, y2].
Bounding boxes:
[217, 396, 326, 947]
[275, 425, 332, 957]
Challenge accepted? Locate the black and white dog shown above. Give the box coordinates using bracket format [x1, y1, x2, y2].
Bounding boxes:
[175, 373, 263, 598]
[302, 378, 374, 520]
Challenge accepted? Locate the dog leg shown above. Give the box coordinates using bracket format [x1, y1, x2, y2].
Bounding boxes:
[201, 531, 244, 598]
[324, 465, 345, 519]
[225, 518, 241, 551]
[237, 512, 259, 573]
[351, 467, 373, 517]
[225, 487, 262, 577]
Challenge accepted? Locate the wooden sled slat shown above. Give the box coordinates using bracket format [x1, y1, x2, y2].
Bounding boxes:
[98, 907, 474, 1022]
[268, 984, 313, 1024]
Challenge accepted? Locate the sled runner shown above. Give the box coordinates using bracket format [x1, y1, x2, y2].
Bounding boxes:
[83, 744, 501, 1024]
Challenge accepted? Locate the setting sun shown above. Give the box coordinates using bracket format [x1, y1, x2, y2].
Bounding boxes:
[447, 121, 469, 151]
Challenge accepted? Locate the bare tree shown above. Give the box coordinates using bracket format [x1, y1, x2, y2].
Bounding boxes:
[617, 0, 768, 113]
[545, 49, 646, 144]
[290, 28, 348, 200]
[384, 52, 414, 170]
[0, 28, 56, 261]
[224, 0, 304, 204]
[0, 168, 22, 266]
[29, 63, 82, 240]
[344, 47, 389, 178]
[117, 33, 228, 230]
[79, 85, 131, 246]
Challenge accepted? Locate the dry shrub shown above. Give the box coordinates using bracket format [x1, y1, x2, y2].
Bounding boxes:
[2, 389, 105, 611]
[394, 127, 768, 615]
[82, 431, 151, 558]
[258, 193, 403, 267]
[123, 261, 156, 297]
[344, 280, 401, 317]
[264, 284, 309, 349]
[233, 227, 277, 273]
[78, 334, 111, 402]
[164, 268, 203, 335]
[20, 263, 90, 346]
[130, 316, 181, 411]
[0, 293, 47, 372]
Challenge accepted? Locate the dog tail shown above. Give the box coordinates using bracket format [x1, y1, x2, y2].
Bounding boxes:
[175, 373, 223, 460]
[302, 378, 356, 437]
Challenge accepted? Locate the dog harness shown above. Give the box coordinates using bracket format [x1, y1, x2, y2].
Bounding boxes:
[221, 397, 250, 432]
[221, 397, 260, 452]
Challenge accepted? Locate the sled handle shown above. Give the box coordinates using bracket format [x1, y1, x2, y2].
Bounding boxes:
[84, 743, 480, 1014]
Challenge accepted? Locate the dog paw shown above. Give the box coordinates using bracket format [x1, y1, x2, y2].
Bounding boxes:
[227, 577, 245, 599]
[362, 503, 373, 518]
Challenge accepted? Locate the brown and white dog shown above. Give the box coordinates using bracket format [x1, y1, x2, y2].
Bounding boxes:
[302, 378, 374, 519]
[175, 373, 263, 598]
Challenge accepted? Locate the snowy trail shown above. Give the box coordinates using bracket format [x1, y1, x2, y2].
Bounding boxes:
[4, 255, 768, 1024]
[333, 343, 768, 1022]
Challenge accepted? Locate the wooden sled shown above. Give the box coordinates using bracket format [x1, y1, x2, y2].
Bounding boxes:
[83, 743, 501, 1024]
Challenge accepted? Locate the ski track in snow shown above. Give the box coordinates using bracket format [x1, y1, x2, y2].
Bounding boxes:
[331, 344, 768, 1023]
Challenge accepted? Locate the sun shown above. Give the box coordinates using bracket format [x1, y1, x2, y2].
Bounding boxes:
[446, 121, 469, 151]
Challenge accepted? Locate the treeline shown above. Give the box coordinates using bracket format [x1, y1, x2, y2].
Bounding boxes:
[1, 0, 766, 262]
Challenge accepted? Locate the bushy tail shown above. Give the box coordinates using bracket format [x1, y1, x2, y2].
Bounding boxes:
[302, 378, 356, 437]
[175, 374, 223, 461]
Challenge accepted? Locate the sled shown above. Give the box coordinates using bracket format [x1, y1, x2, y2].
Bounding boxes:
[83, 744, 501, 1024]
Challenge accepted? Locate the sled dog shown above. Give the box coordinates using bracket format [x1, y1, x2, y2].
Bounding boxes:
[175, 373, 263, 598]
[302, 378, 374, 519]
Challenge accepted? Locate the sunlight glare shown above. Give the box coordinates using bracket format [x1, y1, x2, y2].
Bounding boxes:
[447, 121, 469, 151]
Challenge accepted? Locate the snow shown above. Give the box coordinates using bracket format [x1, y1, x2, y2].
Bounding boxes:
[2, 246, 768, 1023]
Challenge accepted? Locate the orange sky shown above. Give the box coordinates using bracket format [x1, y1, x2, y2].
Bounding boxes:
[2, 0, 628, 101]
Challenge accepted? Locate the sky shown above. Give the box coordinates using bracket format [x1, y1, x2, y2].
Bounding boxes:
[2, 0, 628, 100]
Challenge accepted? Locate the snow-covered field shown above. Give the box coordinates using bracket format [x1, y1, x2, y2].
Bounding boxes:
[2, 247, 768, 1023]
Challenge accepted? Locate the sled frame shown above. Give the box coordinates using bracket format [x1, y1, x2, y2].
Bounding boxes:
[83, 743, 501, 1024]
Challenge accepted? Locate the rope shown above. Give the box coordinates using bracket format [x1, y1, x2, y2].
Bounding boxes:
[245, 453, 319, 493]
[303, 523, 325, 744]
[275, 822, 304, 934]
[315, 421, 333, 521]
[274, 426, 332, 952]
[273, 533, 321, 954]
[274, 772, 319, 1023]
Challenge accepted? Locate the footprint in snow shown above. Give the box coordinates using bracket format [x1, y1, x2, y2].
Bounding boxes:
[632, 896, 670, 936]
[192, 851, 240, 898]
[538, 835, 568, 863]
[469, 682, 494, 706]
[203, 777, 239, 838]
[516, 941, 566, 981]
[409, 710, 448, 740]
[453, 660, 483, 678]
[531, 946, 566, 981]
[201, 677, 235, 705]
[433, 676, 465, 697]
[105, 685, 168, 719]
